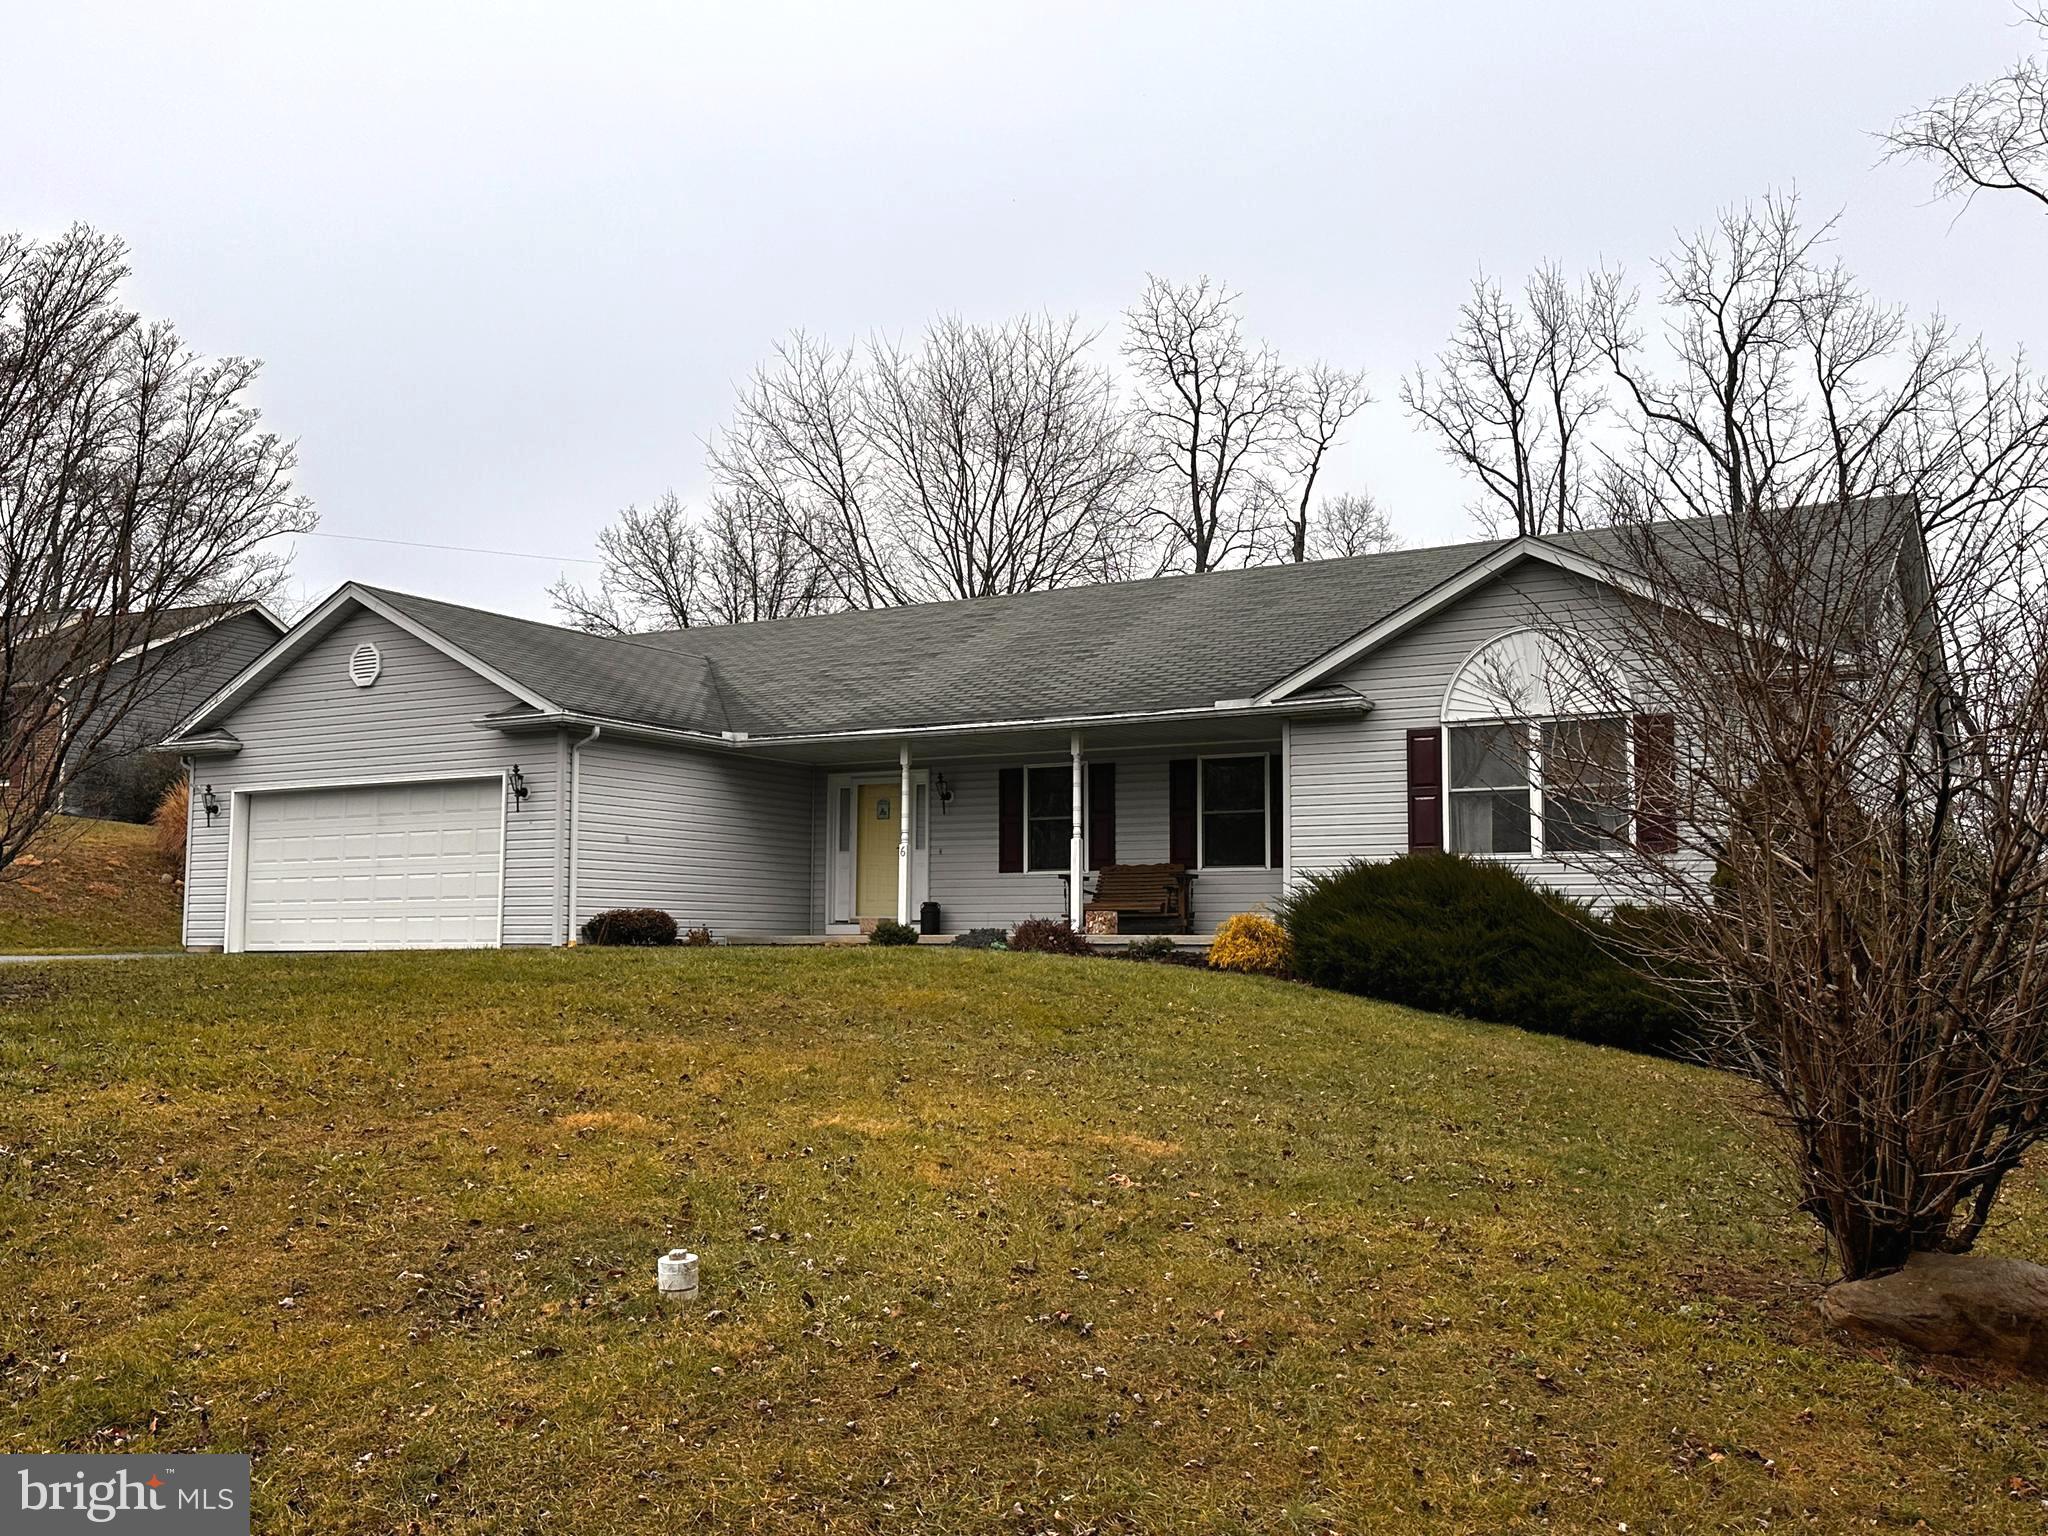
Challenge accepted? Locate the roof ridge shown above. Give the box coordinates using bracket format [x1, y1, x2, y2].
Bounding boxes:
[635, 534, 1522, 650]
[355, 582, 727, 668]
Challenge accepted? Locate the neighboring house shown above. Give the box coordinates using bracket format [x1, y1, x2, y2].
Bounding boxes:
[158, 523, 1782, 952]
[58, 604, 288, 820]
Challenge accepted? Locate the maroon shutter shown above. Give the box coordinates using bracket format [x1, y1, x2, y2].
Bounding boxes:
[1087, 762, 1116, 870]
[1634, 713, 1678, 853]
[1406, 728, 1442, 851]
[1267, 752, 1284, 868]
[998, 767, 1024, 872]
[1169, 758, 1198, 866]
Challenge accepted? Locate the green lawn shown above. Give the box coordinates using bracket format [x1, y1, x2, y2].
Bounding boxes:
[1, 948, 2043, 1533]
[0, 815, 182, 953]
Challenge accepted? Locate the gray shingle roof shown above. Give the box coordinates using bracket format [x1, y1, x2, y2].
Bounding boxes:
[357, 590, 736, 733]
[360, 536, 1511, 738]
[352, 504, 1910, 741]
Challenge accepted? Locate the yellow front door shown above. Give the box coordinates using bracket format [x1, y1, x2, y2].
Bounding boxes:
[855, 782, 900, 919]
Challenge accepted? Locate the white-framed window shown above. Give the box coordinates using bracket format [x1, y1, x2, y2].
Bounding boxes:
[1447, 722, 1533, 855]
[1199, 754, 1270, 869]
[1442, 627, 1635, 859]
[1541, 716, 1630, 852]
[1024, 765, 1070, 871]
[1444, 717, 1631, 857]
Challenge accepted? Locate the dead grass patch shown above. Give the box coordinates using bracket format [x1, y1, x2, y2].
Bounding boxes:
[556, 1110, 657, 1136]
[0, 816, 181, 953]
[809, 1112, 904, 1137]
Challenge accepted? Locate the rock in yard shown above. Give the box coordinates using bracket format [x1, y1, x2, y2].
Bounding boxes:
[1818, 1251, 2048, 1367]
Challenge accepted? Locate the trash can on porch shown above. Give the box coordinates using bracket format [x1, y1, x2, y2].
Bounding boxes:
[919, 900, 942, 936]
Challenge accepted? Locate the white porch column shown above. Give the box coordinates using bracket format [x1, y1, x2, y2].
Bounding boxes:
[1068, 732, 1085, 929]
[1280, 718, 1293, 899]
[897, 743, 913, 927]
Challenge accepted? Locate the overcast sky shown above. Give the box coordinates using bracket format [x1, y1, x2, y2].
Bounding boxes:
[9, 2, 2043, 619]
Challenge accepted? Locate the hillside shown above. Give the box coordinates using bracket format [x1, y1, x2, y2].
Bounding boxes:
[0, 814, 182, 953]
[1, 947, 2043, 1532]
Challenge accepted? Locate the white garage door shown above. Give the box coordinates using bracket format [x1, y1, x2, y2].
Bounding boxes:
[241, 778, 503, 951]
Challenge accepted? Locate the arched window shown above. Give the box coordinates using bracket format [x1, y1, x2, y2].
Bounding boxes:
[1439, 628, 1633, 857]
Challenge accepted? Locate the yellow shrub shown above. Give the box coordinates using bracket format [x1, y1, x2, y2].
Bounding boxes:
[1207, 912, 1293, 977]
[152, 776, 190, 868]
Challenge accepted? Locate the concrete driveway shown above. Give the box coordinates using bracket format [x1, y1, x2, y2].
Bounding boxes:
[0, 951, 190, 964]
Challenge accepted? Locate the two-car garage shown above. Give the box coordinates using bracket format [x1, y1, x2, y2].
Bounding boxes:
[235, 778, 504, 951]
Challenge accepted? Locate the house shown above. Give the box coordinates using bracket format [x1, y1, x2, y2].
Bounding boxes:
[4, 602, 287, 822]
[161, 527, 1697, 952]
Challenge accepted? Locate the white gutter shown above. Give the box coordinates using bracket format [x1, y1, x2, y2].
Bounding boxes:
[731, 693, 1370, 747]
[565, 724, 601, 944]
[472, 711, 741, 751]
[480, 692, 1371, 755]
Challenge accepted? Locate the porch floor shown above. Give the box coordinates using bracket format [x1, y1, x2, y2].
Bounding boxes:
[726, 932, 1214, 950]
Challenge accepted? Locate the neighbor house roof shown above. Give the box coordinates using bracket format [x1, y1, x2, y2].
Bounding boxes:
[10, 600, 286, 688]
[166, 503, 1913, 749]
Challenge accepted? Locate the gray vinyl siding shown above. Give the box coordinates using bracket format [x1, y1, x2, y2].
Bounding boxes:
[914, 746, 1282, 933]
[181, 610, 562, 948]
[91, 611, 283, 756]
[809, 776, 830, 933]
[1288, 559, 1636, 905]
[572, 737, 816, 936]
[61, 611, 284, 817]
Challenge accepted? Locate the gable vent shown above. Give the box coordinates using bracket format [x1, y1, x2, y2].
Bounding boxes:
[347, 642, 382, 688]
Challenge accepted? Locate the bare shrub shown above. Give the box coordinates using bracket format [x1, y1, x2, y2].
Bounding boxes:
[1535, 197, 2048, 1279]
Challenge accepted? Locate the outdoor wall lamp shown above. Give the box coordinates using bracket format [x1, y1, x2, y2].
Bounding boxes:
[202, 785, 220, 822]
[509, 765, 529, 810]
[933, 770, 953, 813]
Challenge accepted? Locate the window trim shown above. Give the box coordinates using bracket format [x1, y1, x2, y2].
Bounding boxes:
[1442, 714, 1635, 860]
[1444, 719, 1537, 858]
[1196, 752, 1273, 871]
[1538, 715, 1633, 855]
[1022, 763, 1072, 873]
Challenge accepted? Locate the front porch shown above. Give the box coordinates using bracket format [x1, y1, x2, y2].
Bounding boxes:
[781, 718, 1293, 940]
[727, 930, 1218, 950]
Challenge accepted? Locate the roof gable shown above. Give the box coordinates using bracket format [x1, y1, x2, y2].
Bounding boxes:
[164, 584, 560, 745]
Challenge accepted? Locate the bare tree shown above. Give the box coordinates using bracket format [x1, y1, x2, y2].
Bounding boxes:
[551, 484, 831, 633]
[1546, 199, 2048, 1281]
[1280, 362, 1372, 561]
[861, 314, 1143, 599]
[694, 487, 826, 626]
[1122, 275, 1302, 572]
[706, 316, 1144, 607]
[0, 225, 311, 875]
[1884, 6, 2048, 217]
[1305, 490, 1399, 561]
[712, 332, 900, 610]
[1403, 265, 1603, 536]
[548, 491, 702, 633]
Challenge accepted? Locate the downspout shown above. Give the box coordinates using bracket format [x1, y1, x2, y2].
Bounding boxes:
[566, 724, 601, 943]
[179, 754, 194, 950]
